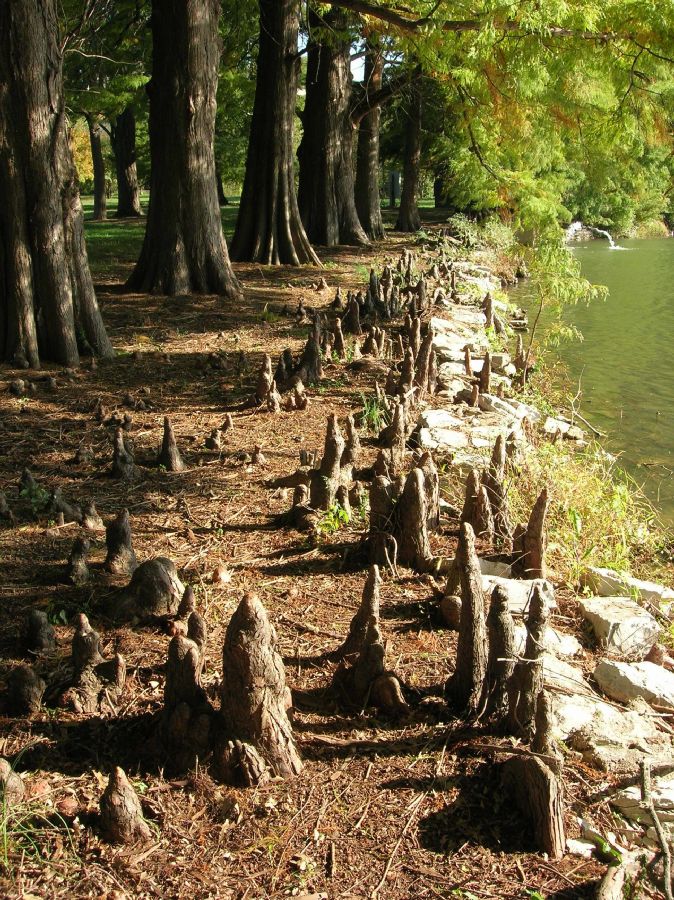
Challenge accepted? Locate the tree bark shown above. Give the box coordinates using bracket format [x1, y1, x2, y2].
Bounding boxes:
[127, 0, 240, 297]
[111, 106, 142, 218]
[87, 116, 107, 221]
[396, 81, 422, 232]
[355, 41, 384, 240]
[297, 9, 369, 248]
[0, 0, 113, 367]
[230, 0, 318, 265]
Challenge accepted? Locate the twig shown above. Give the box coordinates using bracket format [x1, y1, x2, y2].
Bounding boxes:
[370, 792, 426, 897]
[641, 758, 673, 900]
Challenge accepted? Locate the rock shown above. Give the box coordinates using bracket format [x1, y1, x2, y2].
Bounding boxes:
[593, 659, 674, 709]
[0, 759, 25, 805]
[542, 416, 585, 441]
[416, 408, 469, 452]
[490, 352, 511, 372]
[578, 596, 660, 659]
[611, 773, 674, 827]
[513, 625, 582, 658]
[581, 566, 674, 612]
[554, 692, 672, 773]
[482, 575, 556, 615]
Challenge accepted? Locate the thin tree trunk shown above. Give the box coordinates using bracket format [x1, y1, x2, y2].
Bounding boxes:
[355, 41, 384, 240]
[111, 106, 142, 218]
[230, 0, 318, 265]
[87, 116, 107, 221]
[0, 0, 113, 367]
[396, 81, 422, 232]
[297, 9, 369, 248]
[216, 168, 228, 205]
[127, 0, 240, 298]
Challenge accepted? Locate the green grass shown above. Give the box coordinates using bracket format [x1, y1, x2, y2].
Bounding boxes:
[80, 193, 240, 278]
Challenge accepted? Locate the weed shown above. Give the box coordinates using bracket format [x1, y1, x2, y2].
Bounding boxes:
[19, 482, 50, 515]
[0, 792, 78, 879]
[359, 392, 389, 434]
[318, 503, 350, 535]
[259, 303, 279, 324]
[507, 433, 666, 587]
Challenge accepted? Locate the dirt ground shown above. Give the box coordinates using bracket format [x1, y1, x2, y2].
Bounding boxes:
[0, 235, 639, 899]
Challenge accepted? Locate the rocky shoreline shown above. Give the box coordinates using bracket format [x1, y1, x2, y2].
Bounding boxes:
[411, 244, 674, 884]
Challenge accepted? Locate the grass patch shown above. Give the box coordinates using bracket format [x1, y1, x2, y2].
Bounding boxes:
[508, 434, 668, 587]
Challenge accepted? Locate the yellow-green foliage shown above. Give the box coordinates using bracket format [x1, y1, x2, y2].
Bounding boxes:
[507, 436, 667, 587]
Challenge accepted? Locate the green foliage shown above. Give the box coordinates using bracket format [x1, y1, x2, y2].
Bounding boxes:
[359, 392, 389, 434]
[318, 503, 350, 535]
[0, 789, 78, 878]
[19, 482, 49, 515]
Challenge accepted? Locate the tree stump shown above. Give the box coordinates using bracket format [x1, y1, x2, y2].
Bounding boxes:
[65, 537, 90, 585]
[111, 428, 137, 480]
[473, 485, 494, 542]
[368, 474, 403, 571]
[397, 347, 415, 401]
[336, 565, 381, 659]
[414, 330, 435, 396]
[334, 612, 407, 716]
[341, 414, 361, 481]
[309, 414, 346, 511]
[205, 428, 223, 451]
[0, 759, 25, 806]
[522, 487, 548, 579]
[342, 293, 362, 335]
[100, 767, 152, 844]
[531, 690, 559, 760]
[7, 664, 45, 715]
[82, 501, 104, 531]
[266, 379, 282, 413]
[218, 594, 301, 784]
[334, 318, 347, 360]
[479, 350, 491, 395]
[253, 354, 274, 405]
[22, 610, 55, 654]
[485, 585, 515, 717]
[163, 621, 212, 771]
[445, 523, 487, 716]
[507, 584, 550, 738]
[483, 435, 513, 550]
[104, 509, 137, 575]
[379, 399, 407, 472]
[115, 558, 185, 622]
[156, 417, 184, 472]
[396, 468, 433, 572]
[460, 469, 480, 526]
[48, 488, 82, 524]
[463, 345, 473, 377]
[65, 614, 126, 715]
[501, 755, 565, 859]
[0, 491, 15, 525]
[418, 451, 440, 532]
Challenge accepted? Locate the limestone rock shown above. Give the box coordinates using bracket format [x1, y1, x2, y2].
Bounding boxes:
[481, 575, 556, 615]
[581, 566, 674, 612]
[611, 773, 674, 827]
[593, 659, 674, 709]
[579, 596, 660, 659]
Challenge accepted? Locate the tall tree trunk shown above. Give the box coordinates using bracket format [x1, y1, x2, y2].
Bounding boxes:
[230, 0, 318, 265]
[355, 41, 384, 241]
[396, 82, 422, 232]
[297, 9, 369, 248]
[215, 168, 228, 206]
[0, 0, 113, 367]
[127, 0, 240, 298]
[87, 116, 107, 221]
[111, 107, 142, 218]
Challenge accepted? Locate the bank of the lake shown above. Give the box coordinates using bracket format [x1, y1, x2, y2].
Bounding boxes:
[511, 236, 674, 525]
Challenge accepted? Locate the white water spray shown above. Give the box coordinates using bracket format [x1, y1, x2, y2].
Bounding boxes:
[565, 220, 625, 249]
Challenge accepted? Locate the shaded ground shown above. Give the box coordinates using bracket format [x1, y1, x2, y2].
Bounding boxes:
[0, 214, 628, 898]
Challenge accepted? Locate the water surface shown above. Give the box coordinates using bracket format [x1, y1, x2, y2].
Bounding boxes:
[511, 237, 674, 523]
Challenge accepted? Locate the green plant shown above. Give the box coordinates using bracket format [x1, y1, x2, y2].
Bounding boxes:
[360, 392, 389, 434]
[318, 503, 350, 535]
[259, 303, 279, 324]
[0, 791, 78, 878]
[19, 482, 50, 515]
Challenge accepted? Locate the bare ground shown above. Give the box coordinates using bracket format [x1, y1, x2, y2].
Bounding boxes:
[0, 236, 644, 899]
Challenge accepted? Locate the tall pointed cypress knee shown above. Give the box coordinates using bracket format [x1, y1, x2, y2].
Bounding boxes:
[445, 523, 487, 715]
[218, 593, 301, 783]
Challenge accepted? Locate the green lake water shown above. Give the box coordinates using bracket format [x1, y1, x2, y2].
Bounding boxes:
[510, 237, 674, 524]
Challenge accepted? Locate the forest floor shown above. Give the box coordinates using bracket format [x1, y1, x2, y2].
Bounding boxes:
[0, 218, 668, 899]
